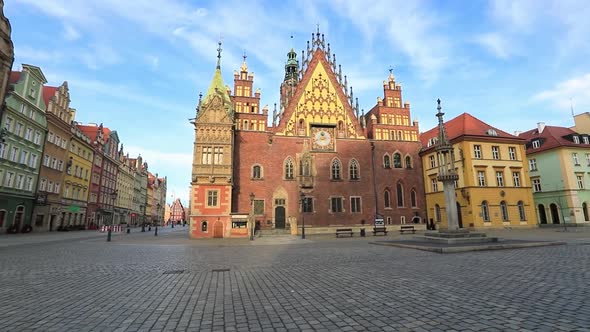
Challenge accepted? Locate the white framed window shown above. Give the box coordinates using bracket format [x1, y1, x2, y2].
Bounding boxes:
[201, 147, 212, 165]
[330, 197, 343, 213]
[207, 190, 219, 207]
[331, 159, 342, 180]
[349, 159, 360, 180]
[518, 201, 526, 221]
[0, 143, 6, 159]
[508, 147, 516, 160]
[431, 178, 438, 192]
[491, 146, 500, 160]
[48, 132, 54, 143]
[15, 122, 23, 136]
[15, 174, 24, 189]
[10, 146, 18, 162]
[532, 140, 540, 149]
[39, 178, 47, 191]
[584, 136, 589, 144]
[577, 175, 584, 189]
[573, 153, 580, 166]
[20, 104, 26, 114]
[429, 155, 435, 168]
[529, 159, 537, 171]
[58, 160, 64, 171]
[573, 136, 580, 144]
[477, 171, 486, 186]
[47, 181, 54, 193]
[25, 176, 33, 191]
[496, 171, 504, 187]
[533, 178, 542, 192]
[586, 153, 590, 166]
[512, 172, 521, 187]
[44, 154, 51, 167]
[19, 150, 28, 164]
[4, 171, 14, 187]
[51, 157, 57, 169]
[29, 153, 37, 168]
[350, 196, 361, 213]
[34, 131, 41, 145]
[61, 138, 67, 149]
[4, 117, 12, 131]
[54, 182, 61, 194]
[474, 145, 482, 159]
[25, 128, 33, 141]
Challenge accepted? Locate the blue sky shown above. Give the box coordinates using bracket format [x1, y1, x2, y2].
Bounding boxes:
[7, 0, 590, 205]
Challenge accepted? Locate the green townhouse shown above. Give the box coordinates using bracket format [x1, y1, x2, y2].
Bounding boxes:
[0, 64, 47, 233]
[519, 122, 590, 226]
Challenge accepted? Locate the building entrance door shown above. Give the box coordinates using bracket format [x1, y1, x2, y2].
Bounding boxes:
[213, 221, 223, 238]
[456, 202, 463, 228]
[275, 206, 285, 229]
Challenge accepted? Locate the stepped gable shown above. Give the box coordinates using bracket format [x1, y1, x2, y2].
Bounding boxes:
[275, 29, 364, 138]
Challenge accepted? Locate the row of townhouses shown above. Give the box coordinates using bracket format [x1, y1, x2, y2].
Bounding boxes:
[0, 62, 167, 233]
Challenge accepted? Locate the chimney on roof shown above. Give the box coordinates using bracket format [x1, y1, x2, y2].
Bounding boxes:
[537, 122, 545, 133]
[514, 130, 522, 136]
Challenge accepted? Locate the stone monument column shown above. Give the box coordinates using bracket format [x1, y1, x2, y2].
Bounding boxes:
[434, 99, 460, 231]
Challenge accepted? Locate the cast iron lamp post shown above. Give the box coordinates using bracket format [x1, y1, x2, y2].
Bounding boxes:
[300, 191, 306, 239]
[249, 192, 255, 241]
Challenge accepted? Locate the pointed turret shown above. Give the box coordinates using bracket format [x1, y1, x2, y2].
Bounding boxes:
[200, 41, 233, 117]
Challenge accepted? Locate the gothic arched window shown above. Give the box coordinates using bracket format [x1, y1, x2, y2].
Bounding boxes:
[384, 155, 391, 168]
[393, 153, 402, 168]
[331, 158, 342, 180]
[284, 157, 294, 180]
[349, 159, 359, 180]
[397, 182, 404, 207]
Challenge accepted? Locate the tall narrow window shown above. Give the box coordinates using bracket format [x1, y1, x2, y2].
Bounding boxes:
[411, 189, 417, 208]
[349, 159, 359, 180]
[533, 179, 542, 192]
[518, 201, 526, 221]
[508, 147, 516, 160]
[405, 156, 412, 169]
[477, 171, 486, 186]
[481, 201, 490, 221]
[284, 158, 294, 180]
[474, 145, 482, 159]
[573, 153, 580, 165]
[396, 182, 404, 207]
[384, 155, 391, 168]
[429, 155, 435, 168]
[492, 146, 500, 159]
[300, 159, 310, 176]
[431, 178, 438, 192]
[331, 159, 341, 180]
[577, 175, 584, 189]
[500, 201, 509, 221]
[393, 153, 402, 168]
[435, 204, 441, 222]
[384, 190, 391, 208]
[302, 197, 313, 212]
[201, 147, 212, 165]
[350, 197, 361, 213]
[529, 158, 537, 171]
[213, 147, 223, 164]
[252, 165, 262, 179]
[496, 171, 504, 187]
[512, 172, 521, 187]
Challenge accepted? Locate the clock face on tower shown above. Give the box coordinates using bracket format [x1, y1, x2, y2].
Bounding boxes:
[311, 126, 335, 151]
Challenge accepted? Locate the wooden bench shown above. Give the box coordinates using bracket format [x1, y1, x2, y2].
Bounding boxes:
[335, 228, 354, 237]
[400, 225, 416, 234]
[372, 227, 388, 235]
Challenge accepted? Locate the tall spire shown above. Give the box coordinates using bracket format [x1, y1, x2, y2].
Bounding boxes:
[435, 98, 451, 148]
[216, 40, 222, 69]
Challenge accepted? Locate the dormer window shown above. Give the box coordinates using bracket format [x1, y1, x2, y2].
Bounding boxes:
[583, 136, 589, 144]
[427, 137, 438, 147]
[573, 136, 580, 144]
[532, 140, 540, 149]
[486, 129, 498, 136]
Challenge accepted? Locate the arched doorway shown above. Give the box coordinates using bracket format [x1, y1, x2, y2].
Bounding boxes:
[538, 204, 547, 224]
[456, 202, 463, 228]
[275, 206, 285, 229]
[550, 203, 560, 224]
[583, 202, 589, 222]
[213, 220, 223, 238]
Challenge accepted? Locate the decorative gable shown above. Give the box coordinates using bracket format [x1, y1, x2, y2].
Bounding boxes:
[275, 49, 364, 138]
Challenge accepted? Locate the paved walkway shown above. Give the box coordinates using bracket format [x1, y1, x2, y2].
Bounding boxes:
[0, 227, 589, 331]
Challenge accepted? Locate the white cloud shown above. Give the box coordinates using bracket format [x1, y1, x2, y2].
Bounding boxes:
[474, 32, 512, 59]
[145, 55, 159, 70]
[531, 73, 590, 112]
[489, 0, 538, 33]
[63, 24, 81, 41]
[15, 45, 63, 63]
[79, 43, 122, 70]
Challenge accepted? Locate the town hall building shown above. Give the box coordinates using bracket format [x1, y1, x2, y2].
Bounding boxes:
[190, 29, 425, 238]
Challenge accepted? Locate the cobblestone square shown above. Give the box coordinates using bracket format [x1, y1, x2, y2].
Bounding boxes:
[0, 228, 589, 331]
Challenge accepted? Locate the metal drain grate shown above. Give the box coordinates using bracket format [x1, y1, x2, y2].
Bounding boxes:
[211, 268, 230, 272]
[162, 270, 185, 275]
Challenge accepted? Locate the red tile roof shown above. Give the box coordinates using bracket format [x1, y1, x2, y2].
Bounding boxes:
[420, 112, 523, 151]
[9, 71, 21, 84]
[518, 125, 589, 154]
[42, 86, 58, 108]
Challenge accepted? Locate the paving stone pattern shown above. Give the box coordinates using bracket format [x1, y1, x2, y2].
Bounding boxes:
[0, 232, 589, 331]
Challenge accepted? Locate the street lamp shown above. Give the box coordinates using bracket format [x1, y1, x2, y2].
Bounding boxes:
[300, 191, 306, 239]
[249, 192, 255, 241]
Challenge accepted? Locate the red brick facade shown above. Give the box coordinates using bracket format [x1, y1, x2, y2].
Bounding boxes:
[190, 32, 425, 238]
